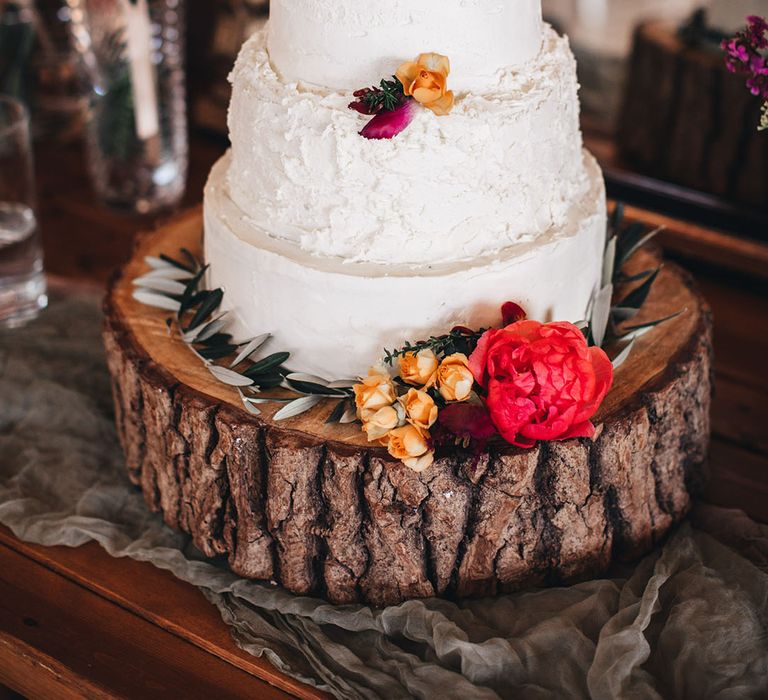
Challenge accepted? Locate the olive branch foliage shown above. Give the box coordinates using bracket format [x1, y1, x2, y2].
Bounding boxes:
[132, 250, 357, 423]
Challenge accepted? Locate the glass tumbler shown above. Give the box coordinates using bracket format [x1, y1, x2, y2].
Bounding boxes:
[0, 95, 47, 328]
[67, 0, 187, 215]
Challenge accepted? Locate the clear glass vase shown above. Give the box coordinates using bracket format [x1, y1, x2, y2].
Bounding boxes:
[67, 0, 187, 215]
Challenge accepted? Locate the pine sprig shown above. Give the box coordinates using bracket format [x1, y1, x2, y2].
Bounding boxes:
[383, 328, 486, 366]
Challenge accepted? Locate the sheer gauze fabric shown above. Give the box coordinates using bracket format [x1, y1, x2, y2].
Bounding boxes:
[1, 286, 766, 699]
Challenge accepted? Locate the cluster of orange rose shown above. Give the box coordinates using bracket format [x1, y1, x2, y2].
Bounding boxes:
[353, 350, 474, 472]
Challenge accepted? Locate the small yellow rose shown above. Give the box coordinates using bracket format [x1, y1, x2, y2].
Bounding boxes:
[437, 353, 474, 402]
[398, 348, 439, 387]
[354, 367, 396, 421]
[399, 388, 438, 430]
[362, 405, 400, 442]
[396, 52, 455, 116]
[386, 424, 434, 473]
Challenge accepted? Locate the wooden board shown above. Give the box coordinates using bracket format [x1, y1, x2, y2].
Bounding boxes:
[102, 210, 713, 606]
[0, 526, 326, 700]
[0, 539, 300, 700]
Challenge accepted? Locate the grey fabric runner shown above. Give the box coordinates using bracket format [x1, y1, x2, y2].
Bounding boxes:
[1, 285, 767, 699]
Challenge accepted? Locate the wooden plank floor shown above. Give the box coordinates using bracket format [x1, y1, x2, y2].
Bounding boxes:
[1, 132, 765, 698]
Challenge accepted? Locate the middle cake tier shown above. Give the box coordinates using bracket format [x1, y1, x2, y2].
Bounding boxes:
[227, 25, 590, 266]
[204, 152, 606, 379]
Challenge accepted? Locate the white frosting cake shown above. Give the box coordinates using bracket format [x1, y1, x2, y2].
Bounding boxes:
[227, 25, 587, 266]
[204, 0, 608, 378]
[268, 0, 543, 94]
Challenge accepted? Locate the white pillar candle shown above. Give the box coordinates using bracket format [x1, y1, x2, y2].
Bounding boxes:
[122, 0, 159, 141]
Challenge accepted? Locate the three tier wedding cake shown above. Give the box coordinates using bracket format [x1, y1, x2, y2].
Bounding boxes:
[203, 0, 607, 379]
[111, 0, 712, 606]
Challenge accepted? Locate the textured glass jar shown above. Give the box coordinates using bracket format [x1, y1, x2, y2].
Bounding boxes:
[0, 96, 47, 327]
[67, 0, 187, 215]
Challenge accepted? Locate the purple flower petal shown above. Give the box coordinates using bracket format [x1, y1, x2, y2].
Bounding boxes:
[360, 100, 417, 140]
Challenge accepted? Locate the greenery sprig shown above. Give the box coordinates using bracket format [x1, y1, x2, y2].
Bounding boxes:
[580, 203, 682, 368]
[132, 251, 356, 423]
[383, 327, 486, 366]
[350, 76, 407, 115]
[363, 76, 406, 112]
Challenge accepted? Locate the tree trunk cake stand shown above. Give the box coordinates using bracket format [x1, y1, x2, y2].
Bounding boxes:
[103, 210, 713, 607]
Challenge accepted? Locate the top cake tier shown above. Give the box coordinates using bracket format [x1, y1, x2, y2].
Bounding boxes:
[267, 0, 544, 93]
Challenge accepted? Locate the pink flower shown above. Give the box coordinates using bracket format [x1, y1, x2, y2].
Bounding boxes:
[723, 15, 768, 102]
[359, 99, 418, 140]
[469, 320, 613, 449]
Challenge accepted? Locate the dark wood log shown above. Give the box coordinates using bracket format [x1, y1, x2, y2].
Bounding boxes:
[103, 211, 713, 606]
[617, 21, 768, 211]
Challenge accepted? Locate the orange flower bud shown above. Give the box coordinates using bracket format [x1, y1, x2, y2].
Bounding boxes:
[399, 388, 438, 430]
[395, 53, 455, 116]
[386, 424, 434, 472]
[437, 353, 474, 402]
[353, 367, 396, 421]
[398, 348, 439, 386]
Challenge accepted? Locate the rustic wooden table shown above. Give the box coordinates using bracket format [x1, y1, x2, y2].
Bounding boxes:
[1, 130, 766, 699]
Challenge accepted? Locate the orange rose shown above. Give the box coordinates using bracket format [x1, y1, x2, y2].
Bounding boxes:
[362, 405, 400, 442]
[398, 348, 438, 386]
[353, 367, 396, 421]
[399, 388, 438, 430]
[396, 53, 455, 116]
[436, 353, 474, 402]
[386, 424, 434, 472]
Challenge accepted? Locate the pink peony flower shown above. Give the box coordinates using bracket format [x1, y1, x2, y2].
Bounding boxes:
[469, 320, 613, 449]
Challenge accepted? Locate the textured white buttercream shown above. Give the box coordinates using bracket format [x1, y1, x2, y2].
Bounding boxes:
[205, 153, 607, 379]
[268, 0, 543, 94]
[227, 25, 588, 267]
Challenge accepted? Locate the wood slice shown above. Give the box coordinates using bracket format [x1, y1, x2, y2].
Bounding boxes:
[617, 21, 768, 210]
[103, 209, 713, 606]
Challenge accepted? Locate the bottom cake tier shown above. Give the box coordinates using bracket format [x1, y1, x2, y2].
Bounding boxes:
[203, 152, 607, 379]
[103, 211, 712, 607]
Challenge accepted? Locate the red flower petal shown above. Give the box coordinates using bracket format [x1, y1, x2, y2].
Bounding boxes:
[438, 403, 498, 442]
[501, 301, 527, 326]
[572, 346, 613, 424]
[468, 329, 497, 387]
[558, 421, 596, 441]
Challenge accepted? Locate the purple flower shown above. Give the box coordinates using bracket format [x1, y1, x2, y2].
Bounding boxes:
[359, 99, 417, 140]
[723, 15, 768, 110]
